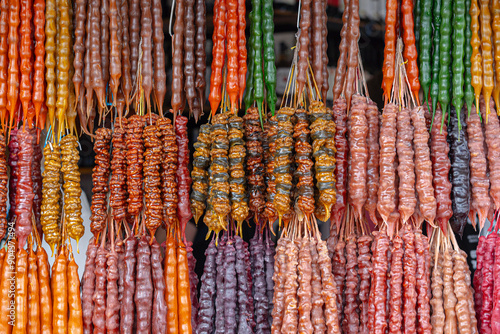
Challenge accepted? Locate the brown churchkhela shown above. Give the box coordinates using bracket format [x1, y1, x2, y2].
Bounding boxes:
[396, 107, 416, 223]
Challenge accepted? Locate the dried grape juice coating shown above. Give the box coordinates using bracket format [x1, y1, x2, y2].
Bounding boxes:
[347, 95, 369, 219]
[430, 107, 453, 233]
[447, 106, 471, 236]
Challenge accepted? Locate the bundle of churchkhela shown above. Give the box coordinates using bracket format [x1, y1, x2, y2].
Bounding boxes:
[327, 213, 373, 334]
[472, 99, 500, 334]
[192, 0, 340, 330]
[0, 0, 89, 328]
[0, 0, 54, 135]
[171, 0, 207, 120]
[81, 114, 197, 333]
[83, 230, 175, 333]
[192, 108, 262, 332]
[2, 0, 497, 330]
[39, 132, 84, 254]
[191, 96, 280, 333]
[73, 0, 168, 131]
[32, 0, 86, 293]
[337, 31, 478, 333]
[382, 0, 420, 106]
[0, 234, 83, 332]
[324, 35, 383, 333]
[196, 112, 249, 235]
[377, 39, 436, 233]
[0, 0, 85, 251]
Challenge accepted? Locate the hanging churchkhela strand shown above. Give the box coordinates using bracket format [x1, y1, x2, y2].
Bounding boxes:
[81, 111, 199, 333]
[77, 0, 204, 328]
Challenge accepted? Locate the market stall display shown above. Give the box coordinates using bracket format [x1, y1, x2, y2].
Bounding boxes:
[0, 0, 497, 331]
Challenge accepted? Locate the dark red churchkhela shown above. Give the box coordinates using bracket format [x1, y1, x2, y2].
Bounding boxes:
[176, 115, 192, 237]
[134, 236, 153, 333]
